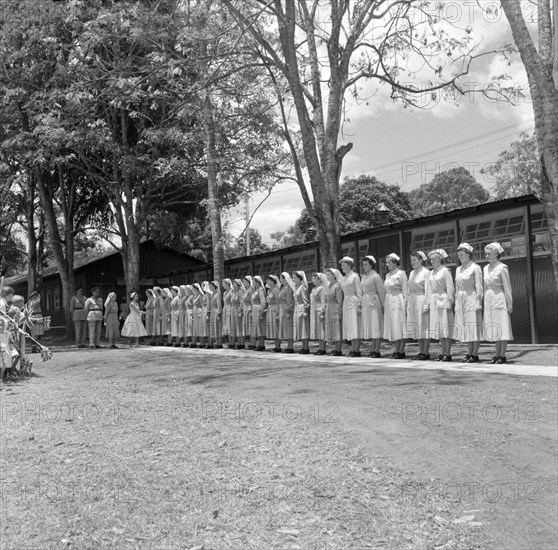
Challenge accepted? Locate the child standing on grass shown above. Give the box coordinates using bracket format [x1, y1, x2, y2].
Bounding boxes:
[28, 291, 45, 353]
[104, 292, 120, 349]
[121, 292, 147, 346]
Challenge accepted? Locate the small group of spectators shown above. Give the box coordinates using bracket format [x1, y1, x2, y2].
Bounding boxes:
[0, 285, 46, 376]
[70, 287, 143, 349]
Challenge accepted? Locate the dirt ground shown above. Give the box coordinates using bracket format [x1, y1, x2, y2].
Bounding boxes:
[1, 347, 557, 550]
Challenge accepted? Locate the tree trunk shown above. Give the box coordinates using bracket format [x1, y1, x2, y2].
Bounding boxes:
[126, 232, 141, 299]
[501, 0, 558, 294]
[197, 17, 224, 282]
[36, 168, 76, 338]
[26, 174, 38, 295]
[554, 0, 558, 88]
[202, 91, 224, 281]
[62, 218, 76, 339]
[37, 209, 45, 292]
[119, 217, 141, 301]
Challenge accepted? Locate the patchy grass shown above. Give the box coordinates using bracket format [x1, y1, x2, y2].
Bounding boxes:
[1, 359, 487, 550]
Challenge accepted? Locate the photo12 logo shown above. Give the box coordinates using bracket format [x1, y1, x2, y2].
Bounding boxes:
[401, 401, 540, 424]
[400, 81, 532, 111]
[400, 479, 540, 504]
[416, 1, 538, 24]
[200, 401, 339, 424]
[1, 479, 138, 504]
[401, 159, 530, 185]
[1, 401, 142, 425]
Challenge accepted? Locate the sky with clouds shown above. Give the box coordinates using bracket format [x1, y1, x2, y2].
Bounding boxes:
[225, 1, 538, 244]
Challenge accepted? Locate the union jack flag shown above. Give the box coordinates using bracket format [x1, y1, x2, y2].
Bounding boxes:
[19, 301, 36, 329]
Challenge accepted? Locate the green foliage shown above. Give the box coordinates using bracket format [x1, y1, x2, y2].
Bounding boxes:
[147, 210, 211, 262]
[339, 176, 415, 232]
[0, 182, 26, 276]
[481, 133, 541, 199]
[225, 228, 269, 259]
[270, 227, 306, 249]
[408, 167, 490, 216]
[271, 176, 414, 247]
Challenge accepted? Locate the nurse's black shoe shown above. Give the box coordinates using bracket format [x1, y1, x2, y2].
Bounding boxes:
[467, 355, 480, 363]
[298, 349, 309, 355]
[235, 344, 245, 350]
[495, 356, 507, 364]
[283, 348, 294, 354]
[419, 353, 431, 361]
[489, 356, 499, 364]
[462, 354, 471, 362]
[441, 355, 452, 362]
[436, 354, 444, 361]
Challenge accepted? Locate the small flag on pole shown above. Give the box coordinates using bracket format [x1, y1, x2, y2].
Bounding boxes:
[19, 301, 35, 329]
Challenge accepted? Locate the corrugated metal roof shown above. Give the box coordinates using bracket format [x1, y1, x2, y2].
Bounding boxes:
[3, 240, 203, 287]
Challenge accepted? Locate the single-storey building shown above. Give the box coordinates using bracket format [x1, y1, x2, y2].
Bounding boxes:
[4, 240, 205, 326]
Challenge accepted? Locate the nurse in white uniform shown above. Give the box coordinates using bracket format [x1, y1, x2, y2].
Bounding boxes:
[483, 242, 513, 364]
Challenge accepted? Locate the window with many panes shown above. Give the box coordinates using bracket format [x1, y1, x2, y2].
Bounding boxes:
[284, 252, 317, 273]
[237, 265, 251, 277]
[462, 221, 492, 241]
[531, 210, 547, 232]
[411, 232, 436, 250]
[284, 255, 301, 271]
[254, 259, 281, 276]
[434, 229, 455, 248]
[229, 264, 251, 278]
[530, 209, 550, 255]
[493, 215, 524, 237]
[299, 252, 317, 271]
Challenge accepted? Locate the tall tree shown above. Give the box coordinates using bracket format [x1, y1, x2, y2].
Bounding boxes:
[481, 133, 542, 198]
[221, 0, 498, 265]
[63, 0, 205, 297]
[0, 0, 110, 331]
[500, 0, 558, 292]
[409, 167, 490, 216]
[183, 0, 292, 279]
